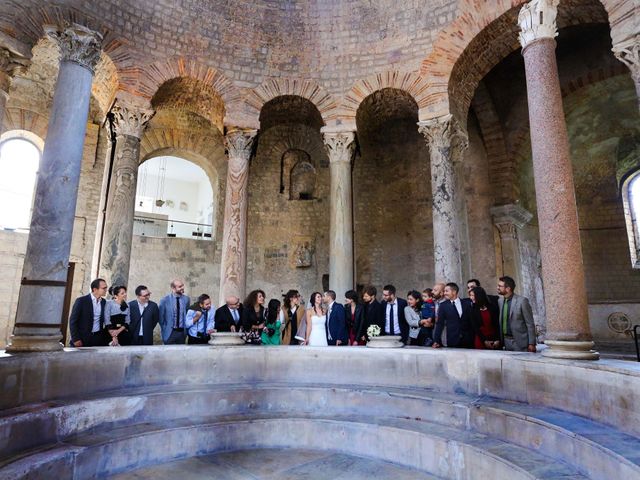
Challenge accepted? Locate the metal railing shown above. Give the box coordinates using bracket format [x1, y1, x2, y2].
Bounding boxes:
[133, 214, 213, 240]
[633, 325, 640, 362]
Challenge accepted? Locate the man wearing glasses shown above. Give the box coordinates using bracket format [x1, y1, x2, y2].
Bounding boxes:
[129, 285, 160, 345]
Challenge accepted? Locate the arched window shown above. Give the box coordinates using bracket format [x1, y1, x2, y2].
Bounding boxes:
[623, 170, 640, 268]
[0, 135, 41, 231]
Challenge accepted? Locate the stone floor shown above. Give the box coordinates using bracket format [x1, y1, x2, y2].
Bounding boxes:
[108, 448, 440, 480]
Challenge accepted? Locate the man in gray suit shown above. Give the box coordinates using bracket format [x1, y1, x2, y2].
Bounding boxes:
[497, 276, 537, 352]
[159, 279, 190, 345]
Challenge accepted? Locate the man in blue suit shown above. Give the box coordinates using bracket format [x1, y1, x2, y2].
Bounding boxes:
[323, 290, 348, 346]
[158, 279, 190, 345]
[433, 282, 474, 349]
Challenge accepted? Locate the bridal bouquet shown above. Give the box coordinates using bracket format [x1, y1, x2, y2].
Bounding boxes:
[367, 324, 381, 338]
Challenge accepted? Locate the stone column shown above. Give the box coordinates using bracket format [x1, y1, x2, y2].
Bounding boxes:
[6, 24, 102, 352]
[490, 204, 533, 291]
[0, 47, 30, 133]
[612, 35, 640, 112]
[99, 101, 154, 287]
[323, 130, 356, 297]
[519, 0, 598, 359]
[218, 128, 257, 305]
[418, 114, 468, 284]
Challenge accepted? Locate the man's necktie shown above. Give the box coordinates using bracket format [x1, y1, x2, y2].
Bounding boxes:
[502, 300, 509, 335]
[389, 303, 394, 335]
[232, 308, 239, 323]
[202, 310, 207, 334]
[175, 297, 180, 329]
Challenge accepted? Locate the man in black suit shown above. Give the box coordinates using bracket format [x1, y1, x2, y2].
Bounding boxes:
[129, 285, 160, 345]
[381, 284, 409, 344]
[324, 290, 348, 346]
[433, 282, 474, 349]
[467, 279, 499, 308]
[69, 278, 109, 347]
[214, 296, 243, 332]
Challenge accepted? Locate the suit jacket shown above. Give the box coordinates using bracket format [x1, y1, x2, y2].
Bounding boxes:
[497, 294, 536, 350]
[325, 302, 348, 345]
[434, 298, 474, 348]
[381, 298, 410, 344]
[158, 293, 191, 343]
[69, 294, 106, 346]
[128, 300, 159, 345]
[364, 299, 384, 334]
[282, 305, 306, 345]
[214, 304, 243, 332]
[345, 303, 366, 342]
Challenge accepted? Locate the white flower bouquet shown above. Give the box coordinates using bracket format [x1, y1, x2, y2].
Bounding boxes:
[367, 324, 381, 338]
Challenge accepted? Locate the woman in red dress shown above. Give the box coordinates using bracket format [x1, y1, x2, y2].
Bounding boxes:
[469, 286, 501, 350]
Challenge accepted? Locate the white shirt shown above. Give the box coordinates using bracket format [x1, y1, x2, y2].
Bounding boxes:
[137, 301, 147, 335]
[386, 301, 400, 335]
[452, 298, 463, 317]
[327, 301, 335, 340]
[91, 294, 103, 333]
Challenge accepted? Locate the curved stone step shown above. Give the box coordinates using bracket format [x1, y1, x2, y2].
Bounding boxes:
[1, 383, 638, 480]
[0, 414, 588, 480]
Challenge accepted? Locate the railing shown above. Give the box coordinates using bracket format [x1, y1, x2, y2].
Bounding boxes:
[633, 325, 640, 362]
[133, 214, 213, 241]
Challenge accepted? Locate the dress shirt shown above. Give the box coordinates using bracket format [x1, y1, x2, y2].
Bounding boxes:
[327, 301, 335, 340]
[137, 301, 147, 336]
[91, 295, 103, 333]
[452, 298, 463, 317]
[186, 308, 214, 337]
[385, 301, 400, 335]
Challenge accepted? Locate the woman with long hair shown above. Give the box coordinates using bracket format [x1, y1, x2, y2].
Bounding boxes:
[105, 285, 131, 346]
[261, 299, 282, 345]
[305, 292, 327, 346]
[344, 290, 365, 346]
[242, 289, 266, 345]
[405, 290, 424, 346]
[470, 286, 500, 349]
[281, 289, 306, 345]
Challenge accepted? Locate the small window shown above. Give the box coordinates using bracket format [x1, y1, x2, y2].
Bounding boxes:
[0, 137, 41, 231]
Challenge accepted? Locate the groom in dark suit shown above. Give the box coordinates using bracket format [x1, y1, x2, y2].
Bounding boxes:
[381, 284, 409, 344]
[324, 290, 348, 346]
[433, 282, 474, 348]
[129, 285, 160, 345]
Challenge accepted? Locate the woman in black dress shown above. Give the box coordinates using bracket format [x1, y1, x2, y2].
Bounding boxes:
[242, 289, 266, 345]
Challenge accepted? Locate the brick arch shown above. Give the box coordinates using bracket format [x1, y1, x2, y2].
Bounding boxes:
[3, 108, 49, 142]
[140, 127, 225, 169]
[246, 78, 338, 125]
[419, 0, 628, 123]
[256, 124, 327, 168]
[341, 70, 430, 125]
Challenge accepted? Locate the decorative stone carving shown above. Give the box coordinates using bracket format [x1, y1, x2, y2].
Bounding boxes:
[292, 238, 314, 268]
[491, 204, 533, 239]
[44, 22, 103, 74]
[0, 47, 30, 91]
[418, 114, 469, 283]
[219, 128, 257, 304]
[613, 36, 640, 83]
[518, 0, 559, 50]
[112, 103, 155, 140]
[607, 312, 632, 335]
[323, 131, 356, 163]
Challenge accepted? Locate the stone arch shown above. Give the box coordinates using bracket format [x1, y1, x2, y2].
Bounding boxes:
[419, 0, 627, 123]
[342, 71, 429, 127]
[247, 78, 338, 126]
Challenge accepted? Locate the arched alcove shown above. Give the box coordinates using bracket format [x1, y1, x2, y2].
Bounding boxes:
[286, 149, 316, 200]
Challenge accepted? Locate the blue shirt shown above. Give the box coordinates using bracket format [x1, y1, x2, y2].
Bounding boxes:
[185, 308, 214, 337]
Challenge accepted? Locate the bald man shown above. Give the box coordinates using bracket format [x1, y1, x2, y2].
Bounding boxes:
[214, 296, 243, 332]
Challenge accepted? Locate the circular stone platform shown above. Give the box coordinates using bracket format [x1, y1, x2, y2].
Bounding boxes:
[108, 448, 439, 480]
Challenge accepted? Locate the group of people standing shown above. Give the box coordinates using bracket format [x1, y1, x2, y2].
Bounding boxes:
[69, 275, 536, 352]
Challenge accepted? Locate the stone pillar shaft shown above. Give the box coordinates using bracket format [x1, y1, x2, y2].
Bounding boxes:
[519, 0, 597, 359]
[99, 103, 153, 287]
[6, 24, 102, 352]
[218, 128, 256, 305]
[323, 131, 356, 296]
[418, 115, 468, 284]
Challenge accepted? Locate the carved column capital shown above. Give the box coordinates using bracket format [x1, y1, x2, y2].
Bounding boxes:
[322, 130, 356, 164]
[491, 203, 533, 239]
[518, 0, 559, 50]
[0, 47, 30, 94]
[418, 114, 468, 164]
[613, 35, 640, 83]
[111, 102, 155, 140]
[224, 127, 257, 159]
[44, 22, 103, 74]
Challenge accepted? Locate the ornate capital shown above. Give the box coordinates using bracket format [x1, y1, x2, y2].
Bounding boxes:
[111, 103, 155, 139]
[518, 0, 559, 50]
[45, 23, 103, 74]
[418, 114, 468, 163]
[0, 47, 30, 93]
[322, 131, 356, 164]
[491, 203, 533, 234]
[613, 35, 640, 83]
[225, 127, 257, 159]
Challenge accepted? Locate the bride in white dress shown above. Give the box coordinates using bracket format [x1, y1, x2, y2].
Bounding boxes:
[306, 292, 327, 346]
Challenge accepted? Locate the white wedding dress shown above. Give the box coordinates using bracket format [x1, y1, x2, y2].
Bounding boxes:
[307, 314, 328, 346]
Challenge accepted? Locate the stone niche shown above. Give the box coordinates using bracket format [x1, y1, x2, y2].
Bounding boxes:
[287, 149, 316, 200]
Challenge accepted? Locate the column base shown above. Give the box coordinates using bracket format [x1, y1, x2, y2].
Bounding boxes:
[5, 334, 63, 353]
[541, 340, 599, 360]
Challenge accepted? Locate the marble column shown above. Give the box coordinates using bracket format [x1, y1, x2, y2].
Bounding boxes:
[519, 0, 598, 359]
[323, 130, 356, 296]
[218, 128, 257, 305]
[418, 114, 468, 285]
[6, 24, 102, 352]
[490, 204, 533, 291]
[99, 101, 154, 287]
[0, 47, 30, 133]
[612, 35, 640, 112]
